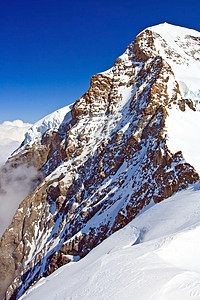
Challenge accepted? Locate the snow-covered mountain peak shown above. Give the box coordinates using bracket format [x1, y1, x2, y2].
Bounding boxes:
[149, 22, 200, 38]
[1, 23, 200, 300]
[19, 23, 200, 150]
[138, 23, 200, 102]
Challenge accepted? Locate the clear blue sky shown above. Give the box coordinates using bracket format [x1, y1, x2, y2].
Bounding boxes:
[0, 0, 200, 124]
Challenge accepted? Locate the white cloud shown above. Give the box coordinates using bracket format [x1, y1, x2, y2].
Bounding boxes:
[0, 120, 32, 166]
[0, 120, 35, 237]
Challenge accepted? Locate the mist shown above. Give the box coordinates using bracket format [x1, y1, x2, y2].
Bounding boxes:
[0, 119, 35, 236]
[0, 163, 39, 237]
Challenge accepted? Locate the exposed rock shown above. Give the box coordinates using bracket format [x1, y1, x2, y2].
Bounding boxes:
[0, 23, 200, 299]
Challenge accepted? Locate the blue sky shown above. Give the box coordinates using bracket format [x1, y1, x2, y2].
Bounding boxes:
[0, 0, 200, 124]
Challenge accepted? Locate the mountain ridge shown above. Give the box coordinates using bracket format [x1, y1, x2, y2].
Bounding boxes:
[0, 22, 200, 299]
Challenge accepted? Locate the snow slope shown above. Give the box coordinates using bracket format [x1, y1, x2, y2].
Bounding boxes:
[21, 182, 200, 300]
[23, 104, 73, 145]
[145, 23, 200, 175]
[149, 23, 200, 101]
[0, 120, 31, 166]
[166, 106, 200, 174]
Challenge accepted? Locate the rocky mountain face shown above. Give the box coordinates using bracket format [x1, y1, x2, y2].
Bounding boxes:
[0, 23, 200, 299]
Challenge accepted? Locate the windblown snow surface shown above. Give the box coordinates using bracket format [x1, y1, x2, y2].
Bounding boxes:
[0, 120, 31, 166]
[21, 182, 200, 300]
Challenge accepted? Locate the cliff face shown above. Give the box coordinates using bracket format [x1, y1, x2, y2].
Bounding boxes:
[0, 23, 200, 299]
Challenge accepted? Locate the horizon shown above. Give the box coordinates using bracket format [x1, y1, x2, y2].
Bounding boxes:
[1, 0, 200, 124]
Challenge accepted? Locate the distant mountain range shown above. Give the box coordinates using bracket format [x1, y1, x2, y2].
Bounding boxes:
[1, 22, 200, 299]
[0, 120, 31, 167]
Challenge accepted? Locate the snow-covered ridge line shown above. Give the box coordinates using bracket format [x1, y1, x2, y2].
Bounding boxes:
[19, 23, 200, 147]
[148, 22, 200, 38]
[145, 23, 200, 102]
[22, 104, 73, 145]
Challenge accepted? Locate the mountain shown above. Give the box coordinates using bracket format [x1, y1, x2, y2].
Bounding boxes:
[21, 182, 200, 300]
[1, 22, 200, 299]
